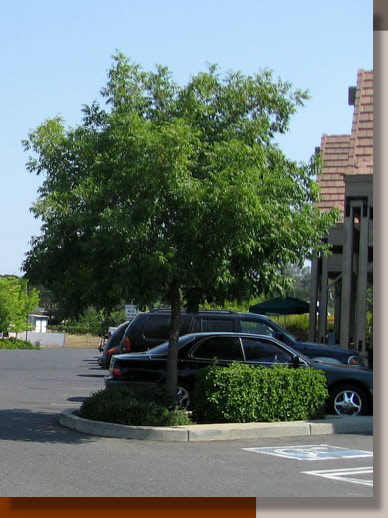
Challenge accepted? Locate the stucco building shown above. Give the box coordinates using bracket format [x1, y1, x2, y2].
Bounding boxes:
[309, 69, 373, 367]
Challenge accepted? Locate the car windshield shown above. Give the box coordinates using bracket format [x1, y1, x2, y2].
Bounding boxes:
[106, 322, 129, 345]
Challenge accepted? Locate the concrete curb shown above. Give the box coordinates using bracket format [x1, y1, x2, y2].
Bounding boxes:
[59, 409, 373, 442]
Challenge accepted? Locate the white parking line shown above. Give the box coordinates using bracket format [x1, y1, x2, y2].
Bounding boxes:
[302, 466, 373, 487]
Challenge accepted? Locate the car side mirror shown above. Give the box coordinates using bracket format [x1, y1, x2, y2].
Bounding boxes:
[292, 355, 300, 368]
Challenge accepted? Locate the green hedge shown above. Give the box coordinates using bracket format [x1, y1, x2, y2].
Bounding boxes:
[192, 363, 328, 423]
[0, 338, 39, 349]
[50, 324, 102, 336]
[79, 386, 192, 427]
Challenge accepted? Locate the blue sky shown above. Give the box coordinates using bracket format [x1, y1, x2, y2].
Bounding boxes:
[0, 0, 373, 275]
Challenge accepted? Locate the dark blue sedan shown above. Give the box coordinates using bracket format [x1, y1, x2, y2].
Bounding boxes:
[105, 332, 373, 416]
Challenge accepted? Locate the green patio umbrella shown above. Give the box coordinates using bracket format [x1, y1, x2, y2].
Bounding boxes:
[249, 296, 310, 315]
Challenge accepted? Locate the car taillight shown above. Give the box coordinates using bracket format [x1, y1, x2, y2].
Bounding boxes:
[110, 365, 123, 377]
[122, 336, 131, 352]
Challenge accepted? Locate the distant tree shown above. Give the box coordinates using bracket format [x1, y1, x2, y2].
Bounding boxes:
[281, 263, 312, 301]
[50, 306, 127, 335]
[0, 277, 40, 336]
[23, 53, 338, 396]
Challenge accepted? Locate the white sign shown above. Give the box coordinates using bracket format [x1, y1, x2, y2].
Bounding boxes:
[125, 304, 138, 319]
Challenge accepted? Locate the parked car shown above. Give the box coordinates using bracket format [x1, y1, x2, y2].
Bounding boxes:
[98, 326, 118, 352]
[117, 309, 365, 367]
[98, 321, 130, 368]
[106, 332, 373, 416]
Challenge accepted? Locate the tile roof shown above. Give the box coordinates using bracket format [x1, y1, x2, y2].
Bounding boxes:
[348, 69, 373, 174]
[316, 69, 373, 217]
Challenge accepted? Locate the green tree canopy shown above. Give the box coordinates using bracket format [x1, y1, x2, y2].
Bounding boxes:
[23, 53, 338, 394]
[0, 276, 40, 335]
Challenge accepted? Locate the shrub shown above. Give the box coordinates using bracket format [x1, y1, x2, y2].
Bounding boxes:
[192, 363, 328, 423]
[0, 338, 39, 349]
[79, 386, 192, 426]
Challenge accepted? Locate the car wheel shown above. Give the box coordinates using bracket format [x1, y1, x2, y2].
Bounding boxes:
[176, 385, 191, 409]
[328, 384, 369, 416]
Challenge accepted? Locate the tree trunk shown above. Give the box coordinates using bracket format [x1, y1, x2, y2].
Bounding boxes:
[165, 281, 181, 398]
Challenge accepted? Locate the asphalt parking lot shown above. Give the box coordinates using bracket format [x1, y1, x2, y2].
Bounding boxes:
[0, 347, 374, 498]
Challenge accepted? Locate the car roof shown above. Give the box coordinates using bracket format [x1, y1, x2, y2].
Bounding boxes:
[177, 331, 282, 341]
[145, 309, 272, 320]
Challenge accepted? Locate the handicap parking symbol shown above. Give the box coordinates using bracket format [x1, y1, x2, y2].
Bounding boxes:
[243, 444, 373, 460]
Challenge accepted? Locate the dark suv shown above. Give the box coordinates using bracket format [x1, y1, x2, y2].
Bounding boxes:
[117, 309, 365, 367]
